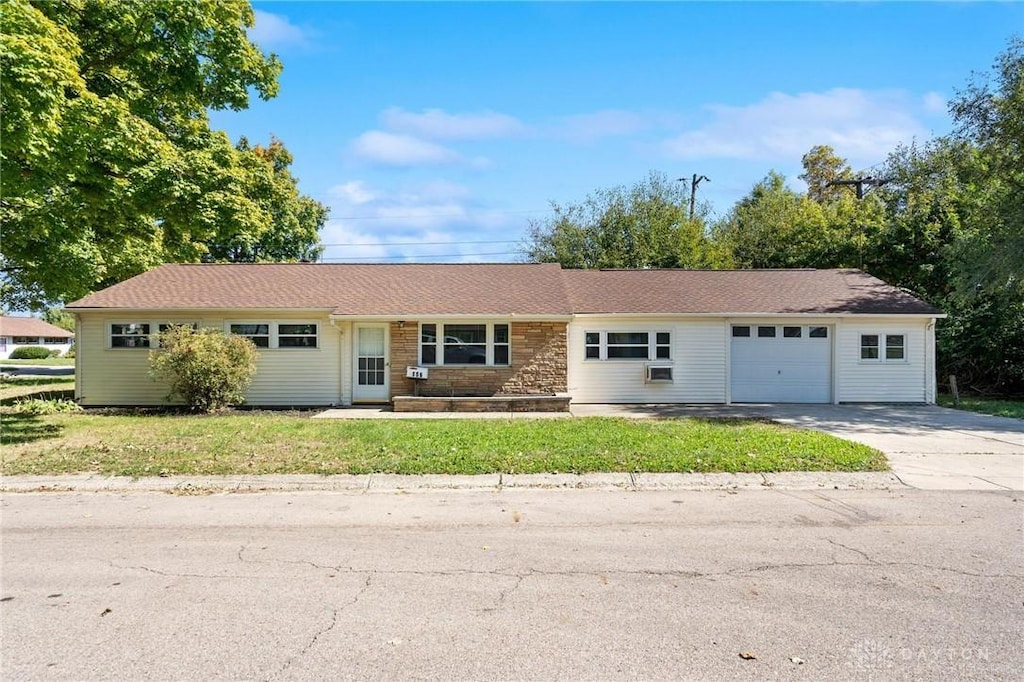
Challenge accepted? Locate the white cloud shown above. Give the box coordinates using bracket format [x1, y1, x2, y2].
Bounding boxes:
[249, 10, 310, 48]
[923, 91, 947, 114]
[559, 109, 649, 142]
[319, 179, 525, 262]
[329, 180, 377, 205]
[381, 107, 527, 140]
[350, 131, 462, 166]
[662, 88, 929, 164]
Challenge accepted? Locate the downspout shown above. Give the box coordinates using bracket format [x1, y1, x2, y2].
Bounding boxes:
[925, 318, 937, 404]
[74, 313, 82, 403]
[329, 317, 345, 406]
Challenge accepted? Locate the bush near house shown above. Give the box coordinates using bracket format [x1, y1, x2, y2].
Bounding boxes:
[9, 346, 53, 360]
[149, 326, 258, 413]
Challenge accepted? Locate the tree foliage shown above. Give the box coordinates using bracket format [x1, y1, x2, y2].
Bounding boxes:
[523, 171, 723, 269]
[149, 325, 258, 412]
[42, 307, 76, 332]
[0, 0, 327, 309]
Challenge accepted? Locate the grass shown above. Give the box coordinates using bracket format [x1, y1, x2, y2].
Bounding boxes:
[0, 375, 76, 404]
[938, 394, 1024, 420]
[1, 357, 76, 366]
[0, 411, 886, 477]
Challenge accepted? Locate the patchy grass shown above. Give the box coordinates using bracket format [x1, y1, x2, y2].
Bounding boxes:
[938, 394, 1024, 420]
[0, 376, 75, 404]
[0, 412, 886, 477]
[1, 358, 75, 366]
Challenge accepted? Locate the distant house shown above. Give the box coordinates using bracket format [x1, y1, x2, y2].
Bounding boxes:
[66, 263, 944, 408]
[0, 317, 75, 359]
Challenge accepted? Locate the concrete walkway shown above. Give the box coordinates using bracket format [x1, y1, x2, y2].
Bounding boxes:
[573, 403, 1024, 491]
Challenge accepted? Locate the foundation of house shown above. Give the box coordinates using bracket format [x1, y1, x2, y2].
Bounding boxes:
[392, 394, 571, 413]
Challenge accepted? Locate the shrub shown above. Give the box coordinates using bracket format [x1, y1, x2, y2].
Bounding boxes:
[149, 325, 258, 413]
[9, 346, 52, 360]
[11, 398, 82, 415]
[49, 348, 63, 357]
[63, 344, 76, 359]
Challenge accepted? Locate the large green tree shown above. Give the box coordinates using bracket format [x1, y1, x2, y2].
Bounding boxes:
[1, 0, 326, 308]
[523, 171, 722, 269]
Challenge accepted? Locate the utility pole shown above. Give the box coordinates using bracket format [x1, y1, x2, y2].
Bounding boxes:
[826, 176, 889, 199]
[826, 176, 890, 270]
[679, 174, 710, 221]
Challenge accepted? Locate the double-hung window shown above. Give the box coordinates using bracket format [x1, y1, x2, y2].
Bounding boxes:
[230, 323, 270, 348]
[110, 323, 151, 348]
[278, 324, 318, 348]
[585, 331, 672, 361]
[419, 323, 510, 366]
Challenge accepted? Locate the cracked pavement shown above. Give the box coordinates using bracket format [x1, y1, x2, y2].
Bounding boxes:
[2, 488, 1022, 680]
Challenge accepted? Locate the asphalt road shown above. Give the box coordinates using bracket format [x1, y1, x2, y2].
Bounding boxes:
[2, 488, 1021, 681]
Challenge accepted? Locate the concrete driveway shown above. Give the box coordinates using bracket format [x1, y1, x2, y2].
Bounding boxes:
[571, 403, 1024, 491]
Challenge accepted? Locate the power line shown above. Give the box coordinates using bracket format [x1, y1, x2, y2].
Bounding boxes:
[319, 251, 520, 261]
[320, 239, 520, 247]
[329, 209, 550, 221]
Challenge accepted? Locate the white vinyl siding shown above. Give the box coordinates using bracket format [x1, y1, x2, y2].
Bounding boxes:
[77, 312, 342, 407]
[837, 320, 930, 403]
[568, 318, 725, 403]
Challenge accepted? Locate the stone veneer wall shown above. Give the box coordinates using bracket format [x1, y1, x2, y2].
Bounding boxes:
[388, 321, 567, 398]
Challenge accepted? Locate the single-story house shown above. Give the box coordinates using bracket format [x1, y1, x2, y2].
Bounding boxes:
[0, 316, 75, 359]
[66, 263, 944, 408]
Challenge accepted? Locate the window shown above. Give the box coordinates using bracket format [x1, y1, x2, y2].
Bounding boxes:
[419, 322, 510, 366]
[585, 332, 600, 359]
[13, 336, 38, 344]
[860, 334, 879, 360]
[783, 326, 802, 338]
[732, 326, 751, 338]
[607, 332, 651, 359]
[655, 332, 671, 359]
[493, 324, 509, 366]
[861, 333, 907, 362]
[44, 337, 69, 344]
[230, 323, 270, 348]
[809, 326, 828, 339]
[444, 324, 486, 364]
[585, 331, 671, 361]
[757, 326, 776, 338]
[110, 323, 151, 348]
[420, 324, 437, 364]
[279, 323, 318, 348]
[886, 334, 905, 360]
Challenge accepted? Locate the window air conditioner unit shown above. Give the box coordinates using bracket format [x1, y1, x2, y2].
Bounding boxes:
[645, 365, 674, 383]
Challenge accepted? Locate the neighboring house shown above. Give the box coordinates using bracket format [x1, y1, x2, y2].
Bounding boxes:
[66, 263, 944, 408]
[0, 316, 74, 360]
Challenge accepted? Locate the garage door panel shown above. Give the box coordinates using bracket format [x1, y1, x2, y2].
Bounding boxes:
[731, 328, 832, 403]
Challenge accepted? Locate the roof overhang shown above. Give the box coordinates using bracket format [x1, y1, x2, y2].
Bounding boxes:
[571, 312, 947, 319]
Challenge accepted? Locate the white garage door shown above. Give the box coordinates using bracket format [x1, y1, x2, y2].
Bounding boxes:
[730, 325, 832, 403]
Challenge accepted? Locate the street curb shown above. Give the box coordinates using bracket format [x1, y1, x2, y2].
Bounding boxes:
[0, 471, 906, 494]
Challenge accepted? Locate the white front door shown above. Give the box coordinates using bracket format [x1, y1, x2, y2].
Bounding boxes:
[353, 324, 389, 402]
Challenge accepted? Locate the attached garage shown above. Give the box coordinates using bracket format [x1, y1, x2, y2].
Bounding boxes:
[729, 324, 832, 403]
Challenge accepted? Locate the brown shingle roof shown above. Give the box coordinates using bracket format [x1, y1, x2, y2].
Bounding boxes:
[0, 317, 74, 338]
[67, 263, 574, 316]
[563, 268, 941, 315]
[66, 264, 941, 317]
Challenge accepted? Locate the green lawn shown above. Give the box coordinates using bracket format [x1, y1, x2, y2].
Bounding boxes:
[0, 376, 75, 404]
[1, 357, 76, 366]
[0, 411, 886, 477]
[938, 394, 1024, 420]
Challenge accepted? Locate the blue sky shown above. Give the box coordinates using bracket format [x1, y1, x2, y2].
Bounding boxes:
[209, 2, 1022, 263]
